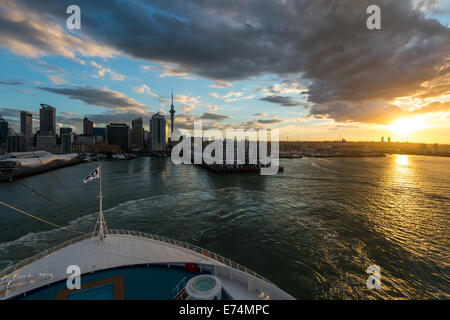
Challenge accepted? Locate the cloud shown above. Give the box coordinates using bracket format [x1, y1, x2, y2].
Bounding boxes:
[412, 101, 450, 114]
[308, 102, 406, 125]
[258, 80, 307, 95]
[90, 61, 125, 81]
[201, 112, 232, 121]
[0, 79, 24, 85]
[2, 0, 449, 126]
[209, 90, 253, 102]
[13, 89, 33, 94]
[157, 63, 191, 78]
[260, 95, 305, 107]
[256, 118, 284, 124]
[205, 104, 219, 112]
[209, 81, 232, 88]
[31, 61, 66, 74]
[180, 105, 194, 113]
[37, 85, 149, 111]
[253, 112, 268, 116]
[0, 0, 117, 59]
[133, 84, 158, 97]
[46, 74, 66, 85]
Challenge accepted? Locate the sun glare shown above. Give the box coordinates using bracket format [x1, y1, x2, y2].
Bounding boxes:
[388, 118, 425, 135]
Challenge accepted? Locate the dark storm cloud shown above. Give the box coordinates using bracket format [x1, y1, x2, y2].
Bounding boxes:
[260, 95, 305, 107]
[2, 0, 450, 124]
[37, 86, 148, 111]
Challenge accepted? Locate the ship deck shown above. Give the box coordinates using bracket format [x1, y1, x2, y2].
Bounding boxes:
[0, 231, 294, 300]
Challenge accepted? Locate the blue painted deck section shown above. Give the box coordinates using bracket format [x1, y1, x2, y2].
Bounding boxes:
[18, 265, 204, 300]
[67, 283, 114, 300]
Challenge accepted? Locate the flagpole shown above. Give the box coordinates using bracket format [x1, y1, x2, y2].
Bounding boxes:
[98, 162, 104, 244]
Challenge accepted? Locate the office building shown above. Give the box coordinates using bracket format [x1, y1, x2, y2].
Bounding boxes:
[7, 135, 27, 153]
[60, 127, 73, 136]
[150, 113, 168, 151]
[93, 127, 106, 144]
[0, 115, 8, 145]
[83, 117, 94, 136]
[39, 104, 56, 136]
[36, 135, 58, 153]
[106, 123, 130, 152]
[77, 135, 96, 149]
[20, 111, 33, 137]
[62, 133, 74, 154]
[131, 117, 144, 149]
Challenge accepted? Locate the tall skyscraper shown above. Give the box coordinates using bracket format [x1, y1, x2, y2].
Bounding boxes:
[150, 113, 168, 151]
[131, 117, 144, 149]
[39, 104, 56, 136]
[83, 117, 94, 135]
[0, 115, 8, 145]
[20, 111, 33, 137]
[169, 90, 176, 134]
[106, 123, 130, 152]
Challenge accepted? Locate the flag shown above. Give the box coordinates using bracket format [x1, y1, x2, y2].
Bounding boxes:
[83, 167, 100, 183]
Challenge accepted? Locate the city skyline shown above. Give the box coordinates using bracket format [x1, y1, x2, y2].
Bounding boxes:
[0, 0, 449, 144]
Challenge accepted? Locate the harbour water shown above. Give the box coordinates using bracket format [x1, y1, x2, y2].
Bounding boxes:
[0, 155, 448, 299]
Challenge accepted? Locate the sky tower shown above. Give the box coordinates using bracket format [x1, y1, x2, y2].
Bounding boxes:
[169, 89, 176, 134]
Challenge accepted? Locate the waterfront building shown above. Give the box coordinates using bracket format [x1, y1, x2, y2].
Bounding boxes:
[71, 141, 87, 153]
[62, 133, 73, 154]
[0, 115, 8, 145]
[83, 117, 94, 136]
[39, 104, 56, 136]
[7, 135, 27, 153]
[150, 113, 168, 151]
[36, 135, 59, 153]
[131, 117, 144, 149]
[106, 123, 130, 152]
[77, 135, 96, 149]
[388, 137, 391, 143]
[20, 111, 33, 137]
[381, 136, 384, 143]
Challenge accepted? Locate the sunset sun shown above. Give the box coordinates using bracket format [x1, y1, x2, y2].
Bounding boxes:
[388, 117, 425, 135]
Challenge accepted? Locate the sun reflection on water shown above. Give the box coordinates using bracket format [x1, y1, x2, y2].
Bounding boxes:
[395, 154, 409, 166]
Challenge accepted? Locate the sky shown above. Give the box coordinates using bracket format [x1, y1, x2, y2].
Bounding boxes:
[0, 0, 449, 143]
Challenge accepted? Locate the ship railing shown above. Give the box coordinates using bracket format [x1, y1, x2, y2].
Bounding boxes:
[0, 233, 91, 280]
[0, 230, 276, 287]
[108, 229, 277, 287]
